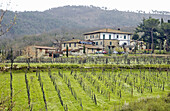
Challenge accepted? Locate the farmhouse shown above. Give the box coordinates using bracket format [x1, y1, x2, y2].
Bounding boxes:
[61, 39, 102, 54]
[25, 45, 56, 58]
[83, 28, 132, 51]
[61, 28, 132, 54]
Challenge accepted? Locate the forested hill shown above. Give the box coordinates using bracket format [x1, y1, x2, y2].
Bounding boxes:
[4, 5, 170, 38]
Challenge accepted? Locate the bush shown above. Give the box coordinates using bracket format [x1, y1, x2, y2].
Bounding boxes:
[115, 47, 124, 54]
[144, 49, 152, 54]
[121, 95, 170, 111]
[154, 50, 167, 54]
[14, 56, 27, 61]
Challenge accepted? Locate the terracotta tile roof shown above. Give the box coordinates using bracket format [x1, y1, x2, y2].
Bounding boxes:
[83, 28, 132, 35]
[84, 45, 102, 49]
[107, 45, 116, 47]
[34, 46, 56, 50]
[71, 49, 81, 52]
[62, 39, 81, 43]
[62, 49, 72, 51]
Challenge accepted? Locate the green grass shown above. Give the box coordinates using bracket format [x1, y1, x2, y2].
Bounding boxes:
[28, 73, 46, 110]
[121, 95, 170, 111]
[0, 73, 10, 110]
[13, 73, 29, 110]
[0, 62, 169, 73]
[1, 68, 169, 110]
[40, 72, 64, 111]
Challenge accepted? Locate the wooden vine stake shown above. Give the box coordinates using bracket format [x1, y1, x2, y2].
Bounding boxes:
[131, 88, 133, 96]
[108, 92, 110, 101]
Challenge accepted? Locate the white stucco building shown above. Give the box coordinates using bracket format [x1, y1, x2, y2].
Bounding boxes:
[83, 28, 132, 49]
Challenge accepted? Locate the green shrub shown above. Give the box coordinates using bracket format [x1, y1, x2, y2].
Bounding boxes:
[121, 95, 170, 111]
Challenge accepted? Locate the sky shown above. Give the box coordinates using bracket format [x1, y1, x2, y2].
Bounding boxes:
[0, 0, 170, 12]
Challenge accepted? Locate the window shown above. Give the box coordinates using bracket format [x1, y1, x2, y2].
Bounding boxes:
[39, 48, 42, 52]
[90, 35, 92, 39]
[103, 34, 105, 40]
[96, 42, 98, 45]
[74, 43, 76, 47]
[124, 35, 126, 39]
[69, 43, 71, 47]
[100, 42, 102, 45]
[117, 35, 119, 39]
[96, 35, 98, 38]
[45, 49, 48, 54]
[86, 36, 88, 39]
[64, 43, 66, 47]
[92, 48, 93, 52]
[110, 42, 112, 45]
[109, 35, 111, 40]
[93, 35, 94, 38]
[108, 46, 110, 49]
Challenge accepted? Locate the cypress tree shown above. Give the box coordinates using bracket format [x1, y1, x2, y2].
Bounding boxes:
[161, 18, 164, 25]
[168, 20, 170, 23]
[83, 45, 86, 54]
[66, 45, 68, 57]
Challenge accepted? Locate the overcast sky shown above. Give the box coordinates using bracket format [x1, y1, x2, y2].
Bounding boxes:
[1, 0, 170, 12]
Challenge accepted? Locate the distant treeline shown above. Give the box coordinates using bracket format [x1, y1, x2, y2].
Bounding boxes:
[0, 5, 170, 49]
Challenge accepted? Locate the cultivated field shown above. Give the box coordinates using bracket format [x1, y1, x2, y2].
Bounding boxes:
[0, 67, 169, 110]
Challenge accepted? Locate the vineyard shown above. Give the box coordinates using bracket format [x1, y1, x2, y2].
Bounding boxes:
[9, 55, 170, 65]
[0, 66, 169, 110]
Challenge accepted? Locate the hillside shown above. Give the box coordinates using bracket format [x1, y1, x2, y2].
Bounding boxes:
[1, 5, 170, 49]
[3, 5, 170, 37]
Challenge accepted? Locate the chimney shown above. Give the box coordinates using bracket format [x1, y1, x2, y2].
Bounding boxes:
[106, 28, 108, 32]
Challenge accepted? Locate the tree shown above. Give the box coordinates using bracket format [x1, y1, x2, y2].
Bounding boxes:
[135, 17, 160, 53]
[161, 22, 170, 52]
[0, 9, 16, 37]
[0, 2, 17, 63]
[66, 45, 68, 57]
[54, 36, 65, 52]
[161, 18, 164, 25]
[132, 33, 139, 40]
[143, 17, 160, 53]
[115, 47, 124, 54]
[83, 45, 86, 54]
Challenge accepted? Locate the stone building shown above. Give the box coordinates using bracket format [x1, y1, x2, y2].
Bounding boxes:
[83, 28, 132, 51]
[61, 39, 102, 54]
[61, 28, 132, 54]
[25, 46, 56, 58]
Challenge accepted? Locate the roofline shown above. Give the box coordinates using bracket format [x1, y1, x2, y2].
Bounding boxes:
[62, 41, 80, 43]
[33, 46, 56, 50]
[83, 28, 132, 35]
[62, 39, 94, 43]
[83, 32, 132, 35]
[62, 39, 81, 43]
